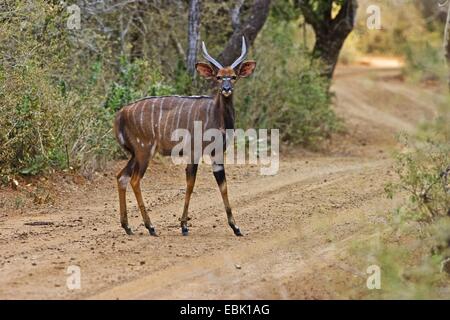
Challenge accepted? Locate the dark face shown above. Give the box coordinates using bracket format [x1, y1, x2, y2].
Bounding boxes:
[216, 67, 237, 97]
[196, 61, 257, 97]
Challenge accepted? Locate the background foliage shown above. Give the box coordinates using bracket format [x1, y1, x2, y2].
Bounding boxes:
[0, 0, 338, 177]
[334, 0, 450, 296]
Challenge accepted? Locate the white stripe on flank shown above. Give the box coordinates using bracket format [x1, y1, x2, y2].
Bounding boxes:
[150, 100, 155, 137]
[170, 100, 183, 139]
[204, 101, 212, 130]
[157, 97, 165, 140]
[192, 100, 200, 123]
[131, 104, 138, 128]
[176, 100, 185, 130]
[133, 101, 141, 136]
[139, 101, 145, 137]
[186, 100, 196, 130]
[162, 113, 169, 141]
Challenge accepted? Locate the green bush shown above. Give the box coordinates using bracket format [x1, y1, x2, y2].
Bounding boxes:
[0, 2, 73, 176]
[235, 18, 339, 146]
[403, 39, 447, 83]
[104, 57, 177, 112]
[349, 102, 450, 299]
[0, 2, 176, 178]
[361, 102, 450, 299]
[345, 0, 446, 83]
[386, 103, 450, 222]
[0, 1, 340, 179]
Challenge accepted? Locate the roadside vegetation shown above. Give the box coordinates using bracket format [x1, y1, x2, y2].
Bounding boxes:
[0, 0, 448, 299]
[0, 1, 340, 179]
[351, 104, 450, 299]
[344, 0, 450, 298]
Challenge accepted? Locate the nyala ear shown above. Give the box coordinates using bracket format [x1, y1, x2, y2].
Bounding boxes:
[237, 61, 256, 78]
[196, 62, 216, 79]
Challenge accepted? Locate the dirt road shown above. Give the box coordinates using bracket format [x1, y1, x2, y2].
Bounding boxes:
[0, 61, 439, 299]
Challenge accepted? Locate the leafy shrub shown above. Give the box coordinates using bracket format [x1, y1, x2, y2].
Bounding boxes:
[0, 1, 340, 179]
[0, 2, 73, 176]
[349, 0, 429, 56]
[348, 102, 450, 299]
[403, 38, 447, 83]
[235, 18, 339, 146]
[350, 226, 449, 299]
[345, 0, 446, 83]
[358, 102, 450, 299]
[385, 103, 450, 222]
[0, 2, 176, 178]
[104, 57, 177, 112]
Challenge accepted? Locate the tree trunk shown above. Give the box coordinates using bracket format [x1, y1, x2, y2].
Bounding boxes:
[218, 0, 271, 67]
[186, 0, 201, 76]
[129, 1, 147, 61]
[312, 29, 351, 79]
[299, 0, 358, 79]
[445, 2, 450, 90]
[230, 0, 245, 31]
[419, 0, 447, 24]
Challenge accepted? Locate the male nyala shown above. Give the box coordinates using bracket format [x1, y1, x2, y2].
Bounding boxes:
[113, 37, 256, 236]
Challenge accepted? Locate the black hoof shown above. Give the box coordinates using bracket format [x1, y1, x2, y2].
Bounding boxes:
[229, 224, 243, 236]
[148, 226, 157, 236]
[182, 227, 189, 236]
[123, 227, 134, 235]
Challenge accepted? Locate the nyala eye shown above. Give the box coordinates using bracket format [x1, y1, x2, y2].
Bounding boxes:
[231, 76, 237, 80]
[216, 76, 222, 80]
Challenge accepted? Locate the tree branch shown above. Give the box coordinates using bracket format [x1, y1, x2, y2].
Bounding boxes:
[217, 0, 271, 67]
[332, 0, 358, 36]
[230, 0, 245, 31]
[186, 0, 201, 75]
[296, 0, 323, 32]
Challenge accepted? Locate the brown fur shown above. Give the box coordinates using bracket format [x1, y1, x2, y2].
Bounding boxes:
[113, 60, 255, 236]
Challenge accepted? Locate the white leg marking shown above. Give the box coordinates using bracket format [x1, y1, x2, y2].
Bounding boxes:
[212, 163, 224, 172]
[118, 175, 130, 189]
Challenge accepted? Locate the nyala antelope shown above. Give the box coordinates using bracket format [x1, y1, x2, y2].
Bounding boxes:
[114, 37, 256, 237]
